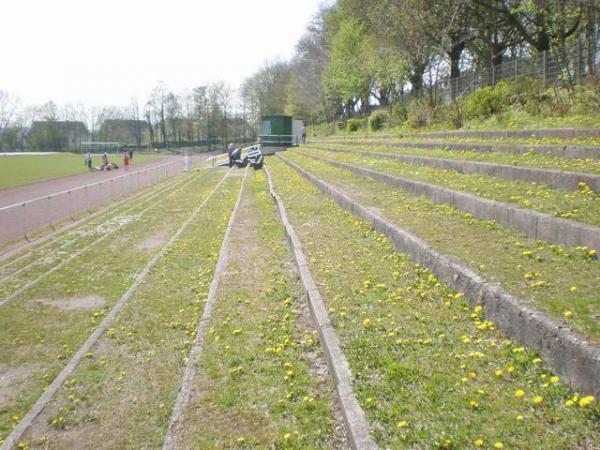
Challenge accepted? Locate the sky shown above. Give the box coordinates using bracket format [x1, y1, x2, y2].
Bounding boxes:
[0, 0, 325, 107]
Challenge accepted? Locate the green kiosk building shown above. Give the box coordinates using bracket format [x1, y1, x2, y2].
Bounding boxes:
[259, 115, 304, 154]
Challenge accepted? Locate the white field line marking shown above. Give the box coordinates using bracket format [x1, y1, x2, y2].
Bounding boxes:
[162, 166, 248, 450]
[0, 169, 231, 450]
[0, 173, 196, 286]
[264, 166, 378, 450]
[0, 163, 182, 266]
[0, 171, 204, 307]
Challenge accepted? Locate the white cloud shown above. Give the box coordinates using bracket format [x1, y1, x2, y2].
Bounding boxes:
[0, 0, 322, 106]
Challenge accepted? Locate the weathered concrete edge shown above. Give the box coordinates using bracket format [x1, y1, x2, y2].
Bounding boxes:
[403, 128, 600, 140]
[0, 170, 233, 450]
[264, 166, 378, 450]
[317, 128, 600, 140]
[309, 144, 600, 194]
[324, 139, 600, 160]
[162, 168, 247, 450]
[279, 154, 600, 398]
[301, 151, 600, 252]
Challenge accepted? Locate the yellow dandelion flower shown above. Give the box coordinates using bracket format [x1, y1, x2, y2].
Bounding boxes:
[563, 310, 573, 318]
[550, 376, 560, 384]
[494, 442, 504, 449]
[515, 389, 526, 399]
[533, 395, 543, 405]
[495, 369, 503, 377]
[579, 396, 595, 407]
[397, 420, 408, 428]
[474, 439, 484, 447]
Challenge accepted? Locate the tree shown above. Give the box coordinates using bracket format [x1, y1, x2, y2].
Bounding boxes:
[0, 91, 20, 129]
[147, 81, 169, 147]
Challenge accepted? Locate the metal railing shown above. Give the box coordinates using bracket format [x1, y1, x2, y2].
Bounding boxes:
[0, 161, 183, 244]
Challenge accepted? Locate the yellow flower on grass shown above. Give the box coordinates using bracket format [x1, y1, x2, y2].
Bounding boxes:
[532, 395, 543, 405]
[570, 286, 578, 293]
[474, 439, 484, 447]
[516, 414, 524, 421]
[494, 442, 504, 449]
[495, 369, 503, 377]
[363, 318, 373, 329]
[563, 310, 573, 318]
[589, 249, 597, 258]
[236, 437, 246, 444]
[515, 389, 526, 399]
[397, 420, 408, 428]
[550, 376, 560, 384]
[579, 396, 595, 407]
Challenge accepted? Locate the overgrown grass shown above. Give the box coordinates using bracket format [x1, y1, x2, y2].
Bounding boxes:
[18, 171, 241, 449]
[0, 174, 190, 295]
[0, 153, 159, 190]
[306, 142, 600, 175]
[281, 153, 600, 342]
[0, 170, 223, 442]
[299, 148, 600, 226]
[177, 170, 345, 449]
[268, 157, 600, 449]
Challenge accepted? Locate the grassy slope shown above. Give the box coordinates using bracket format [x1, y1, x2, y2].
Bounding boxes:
[0, 154, 158, 190]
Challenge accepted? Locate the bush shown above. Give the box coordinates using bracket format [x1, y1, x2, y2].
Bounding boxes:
[434, 99, 465, 129]
[464, 85, 509, 120]
[369, 110, 389, 131]
[407, 101, 431, 128]
[346, 118, 362, 132]
[391, 102, 408, 124]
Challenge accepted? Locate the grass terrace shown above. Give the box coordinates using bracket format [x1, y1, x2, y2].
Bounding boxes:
[267, 157, 600, 448]
[280, 153, 600, 342]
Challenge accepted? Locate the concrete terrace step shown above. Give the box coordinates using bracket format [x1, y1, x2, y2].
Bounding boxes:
[318, 128, 600, 140]
[319, 139, 600, 160]
[278, 153, 600, 398]
[306, 144, 600, 193]
[299, 151, 600, 252]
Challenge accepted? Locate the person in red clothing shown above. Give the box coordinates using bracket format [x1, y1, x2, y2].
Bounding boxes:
[123, 151, 130, 171]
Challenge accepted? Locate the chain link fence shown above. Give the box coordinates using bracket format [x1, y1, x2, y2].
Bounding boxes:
[426, 40, 599, 104]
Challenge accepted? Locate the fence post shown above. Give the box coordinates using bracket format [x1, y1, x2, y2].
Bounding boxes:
[542, 50, 547, 84]
[576, 38, 582, 81]
[21, 203, 28, 241]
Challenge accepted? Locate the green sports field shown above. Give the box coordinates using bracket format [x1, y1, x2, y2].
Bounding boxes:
[0, 153, 159, 190]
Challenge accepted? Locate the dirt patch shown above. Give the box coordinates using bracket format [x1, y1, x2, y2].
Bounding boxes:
[36, 295, 106, 311]
[0, 364, 35, 405]
[137, 232, 167, 251]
